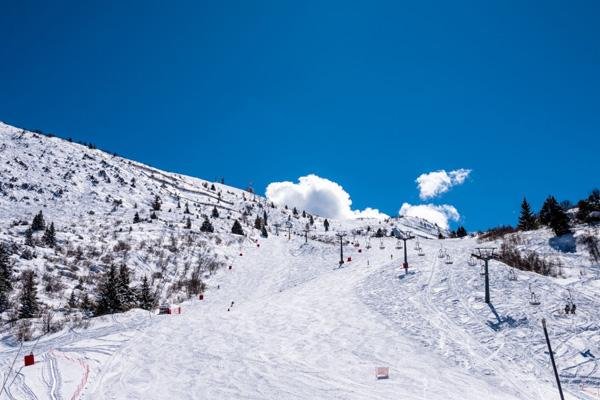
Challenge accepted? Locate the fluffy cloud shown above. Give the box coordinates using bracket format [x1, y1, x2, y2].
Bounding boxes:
[399, 203, 460, 230]
[416, 169, 471, 200]
[266, 174, 388, 220]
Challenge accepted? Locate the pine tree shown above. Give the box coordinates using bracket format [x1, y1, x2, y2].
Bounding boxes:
[293, 207, 298, 216]
[539, 196, 560, 226]
[150, 211, 157, 220]
[18, 270, 38, 318]
[133, 212, 141, 223]
[184, 203, 190, 214]
[0, 244, 12, 312]
[538, 196, 571, 236]
[212, 206, 219, 218]
[210, 183, 216, 191]
[517, 198, 538, 231]
[261, 225, 268, 238]
[137, 276, 156, 310]
[80, 292, 93, 317]
[95, 265, 121, 315]
[231, 220, 244, 235]
[455, 226, 468, 238]
[24, 228, 34, 247]
[263, 210, 268, 226]
[324, 219, 329, 232]
[254, 216, 263, 230]
[42, 222, 56, 247]
[200, 218, 214, 233]
[152, 195, 161, 211]
[117, 264, 136, 311]
[68, 291, 78, 308]
[185, 217, 192, 229]
[302, 210, 306, 218]
[31, 211, 45, 231]
[309, 215, 314, 226]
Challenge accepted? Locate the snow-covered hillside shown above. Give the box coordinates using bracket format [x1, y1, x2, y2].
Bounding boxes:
[1, 122, 599, 399]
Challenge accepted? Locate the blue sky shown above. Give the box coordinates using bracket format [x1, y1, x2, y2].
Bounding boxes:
[1, 1, 598, 230]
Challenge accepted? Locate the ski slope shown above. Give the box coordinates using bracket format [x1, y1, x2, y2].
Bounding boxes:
[4, 231, 599, 399]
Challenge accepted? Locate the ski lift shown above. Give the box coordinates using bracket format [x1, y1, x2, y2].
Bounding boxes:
[507, 268, 517, 281]
[438, 247, 445, 259]
[395, 239, 403, 249]
[379, 239, 385, 250]
[467, 256, 476, 266]
[479, 264, 486, 276]
[445, 253, 454, 265]
[418, 248, 425, 256]
[529, 284, 540, 305]
[414, 238, 420, 250]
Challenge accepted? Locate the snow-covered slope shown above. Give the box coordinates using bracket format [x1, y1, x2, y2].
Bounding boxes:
[1, 122, 599, 399]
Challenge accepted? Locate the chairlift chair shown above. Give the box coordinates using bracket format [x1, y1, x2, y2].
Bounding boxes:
[395, 240, 403, 249]
[507, 268, 517, 281]
[414, 238, 420, 250]
[529, 284, 541, 305]
[445, 253, 454, 265]
[438, 248, 445, 259]
[467, 256, 476, 266]
[379, 239, 385, 250]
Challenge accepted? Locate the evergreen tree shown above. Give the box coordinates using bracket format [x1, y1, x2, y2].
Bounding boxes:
[24, 228, 34, 247]
[152, 195, 161, 211]
[117, 264, 136, 311]
[211, 206, 219, 218]
[150, 211, 157, 220]
[263, 210, 268, 226]
[68, 291, 78, 308]
[375, 228, 384, 238]
[80, 292, 93, 317]
[137, 276, 156, 310]
[539, 196, 560, 226]
[42, 222, 56, 247]
[184, 203, 190, 214]
[133, 212, 141, 223]
[177, 200, 181, 209]
[231, 220, 244, 235]
[309, 215, 314, 226]
[31, 211, 45, 231]
[200, 218, 214, 233]
[210, 183, 216, 191]
[324, 219, 330, 232]
[185, 217, 192, 229]
[302, 210, 306, 218]
[293, 207, 298, 216]
[261, 225, 268, 238]
[0, 244, 12, 312]
[18, 270, 38, 318]
[455, 226, 468, 238]
[95, 265, 121, 315]
[254, 216, 263, 230]
[517, 198, 538, 231]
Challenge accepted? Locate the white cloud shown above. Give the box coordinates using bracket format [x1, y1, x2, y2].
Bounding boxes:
[416, 169, 471, 200]
[398, 203, 460, 230]
[266, 174, 388, 220]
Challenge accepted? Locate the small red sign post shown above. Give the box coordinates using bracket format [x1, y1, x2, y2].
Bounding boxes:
[24, 354, 35, 367]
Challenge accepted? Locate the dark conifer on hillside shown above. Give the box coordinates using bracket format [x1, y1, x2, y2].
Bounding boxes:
[95, 265, 121, 315]
[231, 220, 244, 235]
[517, 198, 538, 231]
[263, 210, 268, 226]
[24, 228, 34, 246]
[200, 218, 214, 233]
[152, 195, 161, 211]
[456, 226, 468, 238]
[184, 203, 190, 214]
[261, 225, 268, 238]
[539, 196, 560, 226]
[117, 264, 136, 311]
[31, 211, 45, 231]
[309, 215, 314, 226]
[254, 216, 263, 230]
[42, 222, 56, 247]
[302, 210, 306, 218]
[185, 217, 192, 229]
[150, 211, 157, 220]
[293, 207, 298, 216]
[18, 270, 38, 318]
[212, 206, 219, 218]
[68, 291, 78, 308]
[576, 189, 600, 223]
[0, 244, 13, 312]
[133, 212, 141, 224]
[324, 219, 330, 232]
[137, 276, 156, 310]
